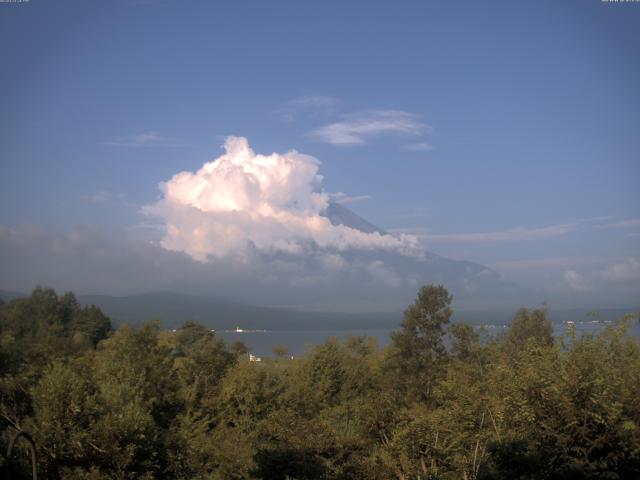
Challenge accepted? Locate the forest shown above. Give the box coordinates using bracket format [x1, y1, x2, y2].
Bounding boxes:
[1, 286, 639, 479]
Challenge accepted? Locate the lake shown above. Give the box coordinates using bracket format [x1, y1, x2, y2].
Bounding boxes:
[218, 319, 640, 358]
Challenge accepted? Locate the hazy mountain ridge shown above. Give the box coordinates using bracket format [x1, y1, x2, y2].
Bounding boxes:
[2, 206, 632, 323]
[2, 289, 636, 333]
[325, 202, 499, 274]
[77, 291, 399, 330]
[323, 202, 510, 304]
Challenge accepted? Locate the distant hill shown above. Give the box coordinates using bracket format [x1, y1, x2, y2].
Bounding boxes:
[70, 293, 640, 332]
[2, 288, 636, 332]
[76, 291, 400, 331]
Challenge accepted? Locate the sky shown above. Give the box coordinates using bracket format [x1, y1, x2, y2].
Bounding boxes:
[0, 0, 639, 310]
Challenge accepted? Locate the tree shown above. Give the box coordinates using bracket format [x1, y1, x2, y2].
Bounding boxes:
[388, 284, 453, 402]
[0, 287, 112, 363]
[232, 341, 249, 357]
[30, 361, 98, 478]
[70, 305, 112, 346]
[504, 307, 553, 353]
[173, 320, 236, 410]
[4, 285, 640, 479]
[449, 323, 481, 362]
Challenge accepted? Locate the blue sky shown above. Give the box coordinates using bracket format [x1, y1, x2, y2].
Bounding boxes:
[0, 0, 639, 307]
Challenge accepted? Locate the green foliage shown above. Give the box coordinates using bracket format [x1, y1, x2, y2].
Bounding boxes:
[504, 307, 553, 352]
[0, 286, 113, 366]
[388, 284, 453, 402]
[2, 285, 640, 479]
[482, 317, 640, 479]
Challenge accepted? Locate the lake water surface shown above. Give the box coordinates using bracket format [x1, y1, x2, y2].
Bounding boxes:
[218, 320, 640, 358]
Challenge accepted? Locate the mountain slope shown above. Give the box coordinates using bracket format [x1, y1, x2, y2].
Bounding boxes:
[324, 201, 495, 276]
[322, 202, 508, 306]
[324, 202, 387, 235]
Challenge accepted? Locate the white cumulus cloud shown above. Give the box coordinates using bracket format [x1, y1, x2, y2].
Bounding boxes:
[143, 137, 419, 261]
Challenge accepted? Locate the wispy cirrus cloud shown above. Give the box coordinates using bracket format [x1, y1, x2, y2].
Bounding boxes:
[274, 95, 338, 122]
[393, 222, 575, 244]
[597, 218, 640, 229]
[401, 142, 434, 152]
[330, 192, 372, 205]
[82, 189, 126, 205]
[310, 110, 431, 146]
[102, 131, 192, 148]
